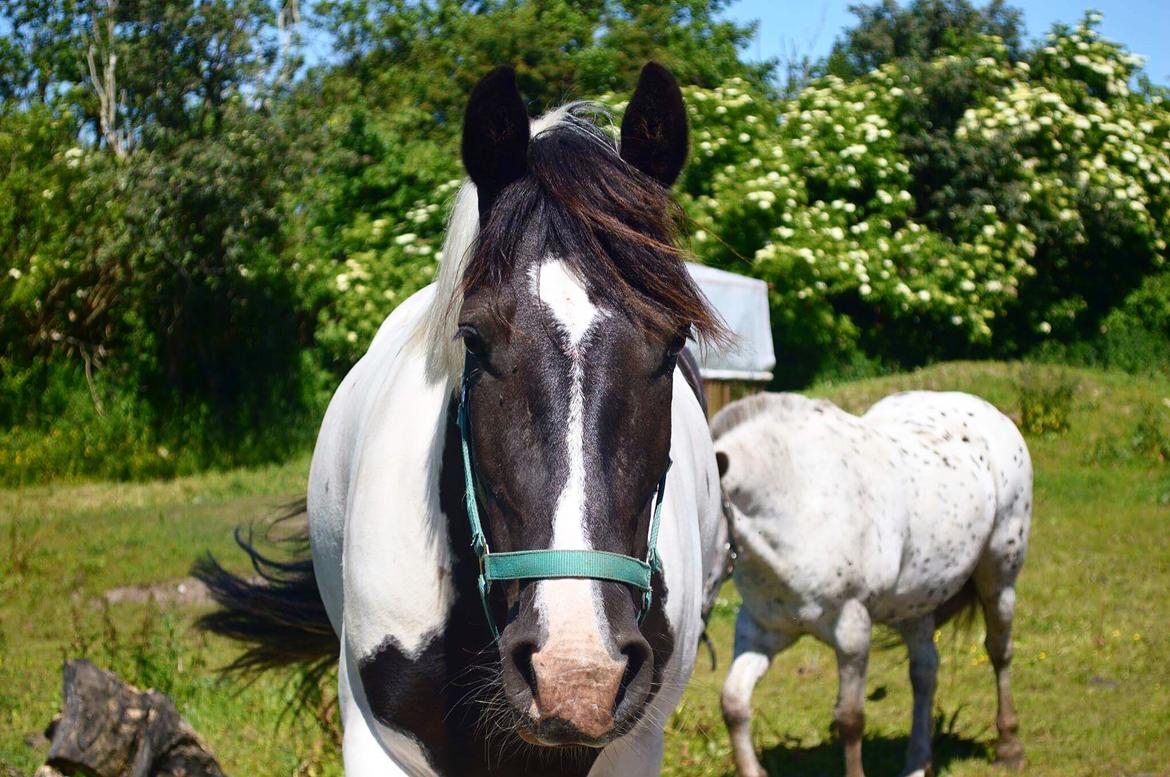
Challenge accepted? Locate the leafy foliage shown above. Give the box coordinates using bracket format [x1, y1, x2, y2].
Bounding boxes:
[1, 2, 1168, 481]
[313, 0, 771, 118]
[1033, 270, 1170, 375]
[0, 0, 770, 482]
[672, 14, 1169, 385]
[824, 0, 1025, 78]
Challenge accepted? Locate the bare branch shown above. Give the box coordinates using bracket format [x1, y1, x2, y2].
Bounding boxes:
[273, 0, 303, 92]
[83, 0, 127, 159]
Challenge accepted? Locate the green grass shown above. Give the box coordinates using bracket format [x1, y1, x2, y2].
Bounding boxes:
[665, 362, 1170, 777]
[0, 457, 343, 776]
[3, 362, 1169, 776]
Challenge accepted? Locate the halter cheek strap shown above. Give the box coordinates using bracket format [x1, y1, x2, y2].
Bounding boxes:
[458, 360, 670, 639]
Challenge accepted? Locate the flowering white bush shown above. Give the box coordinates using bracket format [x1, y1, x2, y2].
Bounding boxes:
[314, 179, 460, 365]
[659, 15, 1169, 380]
[316, 14, 1167, 381]
[676, 70, 1041, 368]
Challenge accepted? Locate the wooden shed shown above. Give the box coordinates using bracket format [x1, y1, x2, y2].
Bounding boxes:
[685, 263, 776, 417]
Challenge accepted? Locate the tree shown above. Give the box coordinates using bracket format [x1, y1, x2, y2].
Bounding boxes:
[0, 1, 321, 482]
[311, 0, 773, 121]
[0, 0, 282, 149]
[824, 0, 1024, 79]
[675, 15, 1168, 385]
[0, 0, 87, 102]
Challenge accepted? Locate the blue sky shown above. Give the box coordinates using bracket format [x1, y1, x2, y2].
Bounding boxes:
[723, 0, 1170, 84]
[2, 2, 1164, 86]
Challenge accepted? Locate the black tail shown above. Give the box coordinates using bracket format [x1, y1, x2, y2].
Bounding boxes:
[191, 499, 339, 690]
[935, 577, 980, 631]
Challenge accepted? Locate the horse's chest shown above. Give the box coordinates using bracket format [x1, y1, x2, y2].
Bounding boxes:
[732, 551, 850, 635]
[741, 590, 831, 634]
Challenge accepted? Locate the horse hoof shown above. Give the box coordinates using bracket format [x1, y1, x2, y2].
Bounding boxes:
[994, 740, 1025, 770]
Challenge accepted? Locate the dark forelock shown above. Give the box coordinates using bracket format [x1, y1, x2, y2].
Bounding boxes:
[460, 105, 729, 346]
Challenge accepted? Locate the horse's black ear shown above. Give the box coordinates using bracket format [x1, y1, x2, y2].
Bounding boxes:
[621, 62, 688, 187]
[462, 66, 530, 219]
[715, 451, 729, 478]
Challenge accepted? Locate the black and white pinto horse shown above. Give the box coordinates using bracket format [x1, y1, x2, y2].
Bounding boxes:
[196, 64, 731, 776]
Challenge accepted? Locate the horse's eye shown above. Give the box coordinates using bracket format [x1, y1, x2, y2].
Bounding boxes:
[457, 325, 488, 358]
[665, 332, 687, 360]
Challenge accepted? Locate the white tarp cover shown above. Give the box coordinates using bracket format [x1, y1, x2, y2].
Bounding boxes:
[685, 262, 775, 382]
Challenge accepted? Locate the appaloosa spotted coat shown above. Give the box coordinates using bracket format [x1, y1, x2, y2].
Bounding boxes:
[714, 391, 1031, 777]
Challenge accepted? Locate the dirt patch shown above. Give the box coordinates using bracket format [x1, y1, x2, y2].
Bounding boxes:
[102, 577, 215, 607]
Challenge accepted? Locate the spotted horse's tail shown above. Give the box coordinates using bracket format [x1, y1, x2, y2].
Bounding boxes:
[191, 499, 338, 706]
[873, 577, 980, 652]
[934, 576, 980, 631]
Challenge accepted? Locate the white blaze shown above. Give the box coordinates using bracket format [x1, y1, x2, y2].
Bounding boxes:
[528, 259, 613, 655]
[534, 257, 603, 349]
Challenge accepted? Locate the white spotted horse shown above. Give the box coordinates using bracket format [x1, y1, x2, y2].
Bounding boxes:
[195, 64, 733, 776]
[712, 391, 1031, 777]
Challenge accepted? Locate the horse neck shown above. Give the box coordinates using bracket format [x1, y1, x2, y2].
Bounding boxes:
[720, 427, 810, 591]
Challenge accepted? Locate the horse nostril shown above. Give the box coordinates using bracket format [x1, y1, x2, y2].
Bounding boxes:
[614, 636, 652, 715]
[510, 640, 539, 697]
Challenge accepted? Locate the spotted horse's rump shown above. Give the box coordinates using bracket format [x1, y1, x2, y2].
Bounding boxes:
[714, 391, 1032, 777]
[195, 63, 729, 777]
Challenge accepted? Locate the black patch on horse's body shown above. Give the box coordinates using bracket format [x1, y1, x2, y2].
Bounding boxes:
[358, 636, 450, 765]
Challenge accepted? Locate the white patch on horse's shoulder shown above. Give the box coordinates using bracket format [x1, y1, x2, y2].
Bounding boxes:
[530, 258, 607, 347]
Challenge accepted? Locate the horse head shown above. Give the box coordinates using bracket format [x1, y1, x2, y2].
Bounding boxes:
[452, 63, 723, 747]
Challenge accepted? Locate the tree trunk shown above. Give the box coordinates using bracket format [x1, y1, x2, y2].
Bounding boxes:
[37, 660, 227, 777]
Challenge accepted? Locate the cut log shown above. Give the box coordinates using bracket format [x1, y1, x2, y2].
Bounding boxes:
[40, 659, 227, 777]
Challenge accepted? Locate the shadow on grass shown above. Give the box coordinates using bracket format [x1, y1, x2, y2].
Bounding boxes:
[757, 730, 989, 777]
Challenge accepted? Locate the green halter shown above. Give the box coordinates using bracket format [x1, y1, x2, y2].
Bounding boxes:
[457, 361, 670, 639]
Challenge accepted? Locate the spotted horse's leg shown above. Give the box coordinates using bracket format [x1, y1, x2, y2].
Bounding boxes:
[896, 614, 939, 777]
[831, 599, 872, 777]
[721, 609, 799, 777]
[977, 578, 1024, 769]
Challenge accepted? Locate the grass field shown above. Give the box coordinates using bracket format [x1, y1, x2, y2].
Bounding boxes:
[2, 362, 1168, 776]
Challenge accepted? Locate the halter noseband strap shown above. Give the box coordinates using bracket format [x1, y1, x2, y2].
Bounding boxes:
[457, 360, 670, 639]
